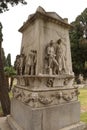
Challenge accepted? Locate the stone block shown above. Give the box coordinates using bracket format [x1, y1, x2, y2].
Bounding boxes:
[8, 99, 82, 130]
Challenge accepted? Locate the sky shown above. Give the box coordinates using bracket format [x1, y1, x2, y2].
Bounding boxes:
[0, 0, 87, 65]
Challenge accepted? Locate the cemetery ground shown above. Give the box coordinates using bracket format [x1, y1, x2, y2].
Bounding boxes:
[0, 87, 87, 123]
[78, 88, 87, 123]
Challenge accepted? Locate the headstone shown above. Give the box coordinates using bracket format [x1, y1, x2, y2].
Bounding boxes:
[8, 6, 87, 130]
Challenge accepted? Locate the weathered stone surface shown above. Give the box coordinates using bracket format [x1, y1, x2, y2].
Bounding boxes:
[7, 115, 23, 130]
[60, 122, 87, 130]
[15, 74, 74, 87]
[12, 83, 79, 108]
[8, 6, 86, 130]
[0, 117, 12, 130]
[16, 6, 73, 75]
[8, 99, 81, 130]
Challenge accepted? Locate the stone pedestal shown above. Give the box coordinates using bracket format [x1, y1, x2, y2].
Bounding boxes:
[8, 6, 87, 130]
[7, 100, 86, 130]
[8, 75, 86, 130]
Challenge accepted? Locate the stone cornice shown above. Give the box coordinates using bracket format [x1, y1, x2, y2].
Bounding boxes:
[19, 12, 72, 33]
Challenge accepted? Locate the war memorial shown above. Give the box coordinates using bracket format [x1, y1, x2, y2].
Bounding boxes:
[7, 6, 87, 130]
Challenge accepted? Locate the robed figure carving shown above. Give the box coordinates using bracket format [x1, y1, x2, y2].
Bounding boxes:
[45, 40, 58, 75]
[55, 39, 67, 74]
[45, 39, 67, 75]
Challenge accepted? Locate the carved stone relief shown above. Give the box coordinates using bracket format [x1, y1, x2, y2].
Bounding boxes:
[39, 95, 53, 105]
[12, 87, 79, 108]
[15, 75, 74, 89]
[14, 50, 37, 76]
[45, 40, 58, 75]
[15, 38, 69, 76]
[14, 54, 26, 75]
[25, 50, 37, 75]
[46, 78, 54, 87]
[44, 39, 67, 75]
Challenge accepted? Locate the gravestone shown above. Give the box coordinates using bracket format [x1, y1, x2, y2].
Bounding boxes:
[8, 6, 86, 130]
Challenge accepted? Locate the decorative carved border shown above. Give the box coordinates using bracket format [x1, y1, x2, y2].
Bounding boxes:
[12, 87, 79, 108]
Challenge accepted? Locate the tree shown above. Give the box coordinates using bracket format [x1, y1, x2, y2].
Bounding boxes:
[0, 0, 27, 13]
[4, 66, 16, 91]
[1, 47, 6, 67]
[0, 23, 10, 115]
[4, 53, 16, 91]
[6, 53, 11, 67]
[0, 0, 27, 116]
[70, 8, 87, 77]
[76, 8, 87, 39]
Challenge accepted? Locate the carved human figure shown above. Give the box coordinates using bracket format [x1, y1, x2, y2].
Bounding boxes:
[55, 39, 67, 74]
[25, 53, 31, 75]
[14, 54, 25, 75]
[25, 50, 37, 75]
[46, 40, 58, 74]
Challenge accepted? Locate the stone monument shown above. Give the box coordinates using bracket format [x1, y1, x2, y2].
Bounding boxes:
[8, 6, 87, 130]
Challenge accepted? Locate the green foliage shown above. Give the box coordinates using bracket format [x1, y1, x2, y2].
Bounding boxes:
[70, 8, 87, 76]
[79, 88, 87, 123]
[80, 112, 87, 123]
[6, 53, 11, 67]
[4, 66, 16, 76]
[79, 88, 87, 106]
[0, 0, 27, 13]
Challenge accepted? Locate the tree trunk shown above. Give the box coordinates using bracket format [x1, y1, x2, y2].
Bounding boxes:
[9, 77, 14, 91]
[4, 75, 10, 92]
[0, 41, 10, 116]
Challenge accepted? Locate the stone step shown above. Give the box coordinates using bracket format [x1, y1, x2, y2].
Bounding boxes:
[0, 117, 12, 130]
[60, 122, 87, 130]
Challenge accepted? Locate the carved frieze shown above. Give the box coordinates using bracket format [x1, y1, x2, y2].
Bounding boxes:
[46, 78, 54, 87]
[39, 95, 53, 105]
[12, 86, 79, 108]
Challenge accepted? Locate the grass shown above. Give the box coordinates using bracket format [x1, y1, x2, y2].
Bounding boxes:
[80, 112, 87, 122]
[79, 88, 87, 106]
[78, 88, 87, 123]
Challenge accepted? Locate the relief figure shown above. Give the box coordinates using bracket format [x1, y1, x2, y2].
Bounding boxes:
[45, 40, 58, 75]
[55, 39, 67, 74]
[25, 50, 37, 75]
[14, 54, 25, 75]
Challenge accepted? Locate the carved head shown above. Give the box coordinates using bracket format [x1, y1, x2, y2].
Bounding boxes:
[50, 40, 54, 46]
[57, 39, 61, 44]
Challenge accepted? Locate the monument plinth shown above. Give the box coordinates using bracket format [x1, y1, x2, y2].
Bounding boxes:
[8, 6, 87, 130]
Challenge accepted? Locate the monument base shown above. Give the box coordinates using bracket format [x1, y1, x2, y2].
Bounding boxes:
[7, 99, 87, 130]
[7, 116, 87, 130]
